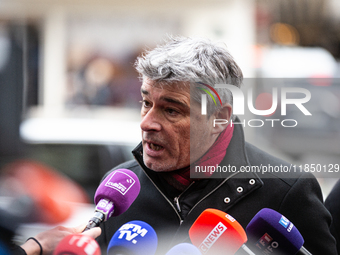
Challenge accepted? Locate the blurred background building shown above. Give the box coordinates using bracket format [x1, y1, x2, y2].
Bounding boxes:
[0, 0, 340, 244]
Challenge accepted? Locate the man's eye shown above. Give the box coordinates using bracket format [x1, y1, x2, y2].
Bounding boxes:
[141, 100, 151, 108]
[166, 108, 179, 116]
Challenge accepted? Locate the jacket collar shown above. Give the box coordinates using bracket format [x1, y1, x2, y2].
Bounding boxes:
[211, 116, 256, 178]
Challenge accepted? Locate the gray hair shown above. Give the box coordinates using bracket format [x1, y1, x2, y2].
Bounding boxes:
[135, 36, 243, 117]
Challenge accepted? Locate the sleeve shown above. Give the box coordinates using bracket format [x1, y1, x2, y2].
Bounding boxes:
[278, 173, 337, 255]
[325, 179, 340, 255]
[9, 245, 27, 255]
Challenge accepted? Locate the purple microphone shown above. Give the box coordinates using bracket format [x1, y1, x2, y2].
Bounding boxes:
[84, 169, 140, 231]
[245, 208, 311, 255]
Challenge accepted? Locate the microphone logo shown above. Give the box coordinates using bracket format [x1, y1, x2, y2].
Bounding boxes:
[105, 171, 136, 195]
[54, 234, 101, 255]
[279, 216, 290, 228]
[255, 233, 279, 253]
[225, 214, 236, 223]
[279, 215, 294, 233]
[198, 222, 227, 253]
[117, 223, 148, 244]
[68, 235, 99, 255]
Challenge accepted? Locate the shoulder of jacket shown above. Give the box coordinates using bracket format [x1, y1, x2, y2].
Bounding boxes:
[244, 142, 289, 165]
[112, 159, 140, 170]
[243, 142, 315, 186]
[101, 159, 142, 181]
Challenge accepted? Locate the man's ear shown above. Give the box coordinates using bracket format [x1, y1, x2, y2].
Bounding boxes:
[212, 103, 232, 135]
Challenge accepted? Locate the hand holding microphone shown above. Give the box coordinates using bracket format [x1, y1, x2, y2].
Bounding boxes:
[21, 224, 101, 255]
[84, 169, 141, 231]
[22, 168, 139, 255]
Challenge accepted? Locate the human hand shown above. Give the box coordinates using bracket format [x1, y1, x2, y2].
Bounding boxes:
[21, 224, 101, 255]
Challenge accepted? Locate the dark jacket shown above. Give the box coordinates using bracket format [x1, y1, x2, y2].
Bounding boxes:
[97, 123, 337, 255]
[325, 179, 340, 255]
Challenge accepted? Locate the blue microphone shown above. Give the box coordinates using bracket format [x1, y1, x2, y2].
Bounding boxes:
[0, 240, 10, 255]
[165, 243, 202, 255]
[107, 220, 158, 255]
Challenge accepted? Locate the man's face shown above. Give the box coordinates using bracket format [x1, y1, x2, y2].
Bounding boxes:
[140, 78, 217, 172]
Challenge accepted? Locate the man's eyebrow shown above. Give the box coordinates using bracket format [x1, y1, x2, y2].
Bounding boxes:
[141, 87, 189, 109]
[141, 88, 148, 95]
[161, 96, 189, 110]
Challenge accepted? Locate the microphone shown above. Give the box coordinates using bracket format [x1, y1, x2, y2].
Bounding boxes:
[84, 169, 140, 231]
[53, 234, 101, 255]
[107, 220, 158, 255]
[245, 208, 312, 255]
[189, 208, 254, 255]
[165, 243, 202, 255]
[0, 240, 10, 255]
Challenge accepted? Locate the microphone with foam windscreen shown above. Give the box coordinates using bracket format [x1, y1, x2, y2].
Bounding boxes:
[53, 234, 101, 255]
[84, 169, 140, 231]
[107, 220, 158, 255]
[189, 208, 255, 255]
[165, 243, 202, 255]
[245, 208, 312, 255]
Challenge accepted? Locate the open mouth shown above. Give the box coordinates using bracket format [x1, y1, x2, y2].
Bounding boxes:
[149, 143, 163, 151]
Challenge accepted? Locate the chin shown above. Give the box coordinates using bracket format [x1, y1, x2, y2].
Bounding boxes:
[147, 164, 171, 172]
[144, 157, 176, 172]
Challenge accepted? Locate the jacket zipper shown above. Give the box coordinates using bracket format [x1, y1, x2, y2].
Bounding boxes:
[174, 197, 181, 212]
[133, 154, 240, 224]
[133, 155, 184, 224]
[173, 181, 196, 213]
[146, 171, 183, 222]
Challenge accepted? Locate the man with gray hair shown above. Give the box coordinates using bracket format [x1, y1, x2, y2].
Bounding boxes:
[97, 36, 336, 254]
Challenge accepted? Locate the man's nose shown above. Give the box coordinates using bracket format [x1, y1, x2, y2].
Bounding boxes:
[140, 108, 162, 132]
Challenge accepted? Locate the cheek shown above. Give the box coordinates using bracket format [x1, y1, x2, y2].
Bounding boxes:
[170, 123, 190, 151]
[189, 131, 202, 149]
[190, 123, 208, 141]
[189, 122, 213, 161]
